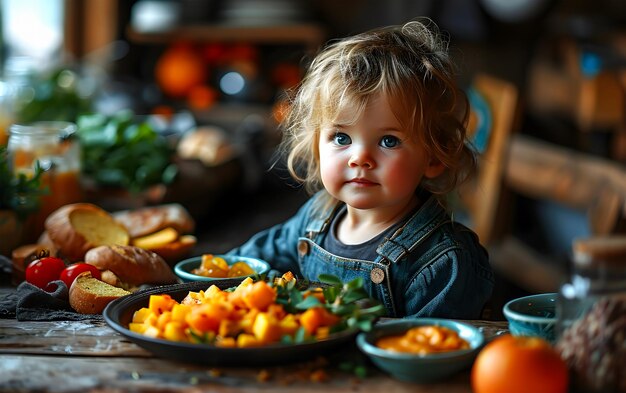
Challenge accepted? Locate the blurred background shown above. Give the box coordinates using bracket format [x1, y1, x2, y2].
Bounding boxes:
[0, 0, 625, 318]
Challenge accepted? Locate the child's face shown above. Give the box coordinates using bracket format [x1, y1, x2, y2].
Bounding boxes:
[318, 92, 444, 211]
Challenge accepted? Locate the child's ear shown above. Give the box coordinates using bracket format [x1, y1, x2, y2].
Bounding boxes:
[424, 159, 445, 179]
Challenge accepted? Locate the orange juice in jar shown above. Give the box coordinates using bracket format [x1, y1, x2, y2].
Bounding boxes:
[7, 121, 84, 241]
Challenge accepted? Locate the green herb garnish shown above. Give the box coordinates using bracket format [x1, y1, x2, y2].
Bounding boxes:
[274, 273, 386, 338]
[0, 147, 48, 220]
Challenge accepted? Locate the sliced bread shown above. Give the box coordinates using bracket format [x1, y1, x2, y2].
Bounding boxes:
[69, 273, 131, 314]
[45, 203, 130, 262]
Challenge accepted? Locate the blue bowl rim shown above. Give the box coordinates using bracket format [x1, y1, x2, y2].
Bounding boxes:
[174, 255, 271, 281]
[356, 318, 484, 361]
[503, 293, 558, 324]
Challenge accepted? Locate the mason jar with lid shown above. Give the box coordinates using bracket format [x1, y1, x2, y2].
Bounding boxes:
[7, 121, 83, 240]
[555, 235, 626, 393]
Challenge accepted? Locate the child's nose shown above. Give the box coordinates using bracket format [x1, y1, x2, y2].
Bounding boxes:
[348, 147, 375, 169]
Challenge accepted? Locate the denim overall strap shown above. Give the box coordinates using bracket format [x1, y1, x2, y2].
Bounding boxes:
[303, 200, 342, 240]
[376, 196, 451, 263]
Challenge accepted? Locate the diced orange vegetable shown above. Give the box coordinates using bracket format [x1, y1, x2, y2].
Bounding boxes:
[186, 302, 232, 333]
[149, 294, 177, 315]
[303, 288, 325, 304]
[279, 314, 299, 336]
[300, 307, 340, 335]
[143, 325, 161, 338]
[237, 333, 261, 348]
[215, 336, 237, 348]
[129, 322, 147, 334]
[171, 304, 192, 322]
[239, 308, 259, 334]
[266, 303, 287, 320]
[204, 285, 223, 299]
[132, 307, 152, 323]
[252, 312, 281, 344]
[163, 321, 187, 342]
[157, 311, 172, 330]
[218, 319, 241, 338]
[242, 281, 276, 311]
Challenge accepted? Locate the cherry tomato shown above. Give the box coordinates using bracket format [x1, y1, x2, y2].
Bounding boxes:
[25, 256, 66, 291]
[59, 263, 102, 289]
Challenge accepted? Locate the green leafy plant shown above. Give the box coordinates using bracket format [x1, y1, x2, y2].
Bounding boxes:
[0, 147, 47, 219]
[77, 110, 178, 193]
[14, 67, 94, 124]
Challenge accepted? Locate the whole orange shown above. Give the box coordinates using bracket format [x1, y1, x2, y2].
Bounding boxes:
[155, 43, 207, 99]
[471, 334, 568, 393]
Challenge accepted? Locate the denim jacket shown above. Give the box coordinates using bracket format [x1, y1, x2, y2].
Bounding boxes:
[227, 191, 494, 318]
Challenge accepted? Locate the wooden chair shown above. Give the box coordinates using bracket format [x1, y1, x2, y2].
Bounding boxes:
[457, 73, 520, 246]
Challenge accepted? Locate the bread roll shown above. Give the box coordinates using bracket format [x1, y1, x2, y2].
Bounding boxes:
[148, 234, 197, 264]
[113, 203, 195, 238]
[69, 272, 131, 314]
[45, 203, 130, 262]
[36, 231, 58, 254]
[85, 245, 178, 286]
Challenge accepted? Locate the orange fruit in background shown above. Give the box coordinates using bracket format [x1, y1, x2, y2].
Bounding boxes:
[471, 334, 568, 393]
[187, 85, 218, 110]
[155, 43, 207, 99]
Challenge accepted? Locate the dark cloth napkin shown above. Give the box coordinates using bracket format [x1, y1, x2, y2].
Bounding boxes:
[0, 255, 101, 321]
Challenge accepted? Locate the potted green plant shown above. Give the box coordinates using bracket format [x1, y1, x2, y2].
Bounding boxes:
[0, 146, 47, 256]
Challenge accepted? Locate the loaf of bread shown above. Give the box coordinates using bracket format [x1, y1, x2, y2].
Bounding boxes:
[69, 272, 131, 314]
[113, 203, 195, 238]
[84, 245, 178, 287]
[45, 203, 130, 262]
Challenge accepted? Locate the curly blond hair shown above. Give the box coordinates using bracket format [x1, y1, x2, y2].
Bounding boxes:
[279, 18, 475, 208]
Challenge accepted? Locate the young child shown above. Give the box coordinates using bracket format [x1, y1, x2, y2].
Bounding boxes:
[227, 18, 494, 319]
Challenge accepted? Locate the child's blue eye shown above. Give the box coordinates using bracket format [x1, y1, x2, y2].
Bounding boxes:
[333, 132, 351, 145]
[380, 135, 400, 148]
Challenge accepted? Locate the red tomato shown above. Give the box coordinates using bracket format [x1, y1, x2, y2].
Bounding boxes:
[25, 257, 66, 291]
[59, 263, 101, 289]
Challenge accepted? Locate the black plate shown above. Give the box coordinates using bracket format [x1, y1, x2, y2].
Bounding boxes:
[103, 280, 358, 366]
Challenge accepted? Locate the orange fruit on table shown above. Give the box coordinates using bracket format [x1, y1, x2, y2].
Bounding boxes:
[155, 43, 207, 99]
[471, 334, 568, 393]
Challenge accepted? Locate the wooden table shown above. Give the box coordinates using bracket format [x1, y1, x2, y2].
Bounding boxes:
[0, 287, 509, 393]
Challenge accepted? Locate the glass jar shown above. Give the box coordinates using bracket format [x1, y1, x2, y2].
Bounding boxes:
[7, 121, 83, 240]
[555, 236, 626, 393]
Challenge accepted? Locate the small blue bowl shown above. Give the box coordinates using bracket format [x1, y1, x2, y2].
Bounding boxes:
[174, 255, 271, 282]
[356, 318, 484, 383]
[503, 293, 557, 343]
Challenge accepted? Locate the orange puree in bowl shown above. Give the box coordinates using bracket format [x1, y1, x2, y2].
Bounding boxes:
[376, 325, 469, 355]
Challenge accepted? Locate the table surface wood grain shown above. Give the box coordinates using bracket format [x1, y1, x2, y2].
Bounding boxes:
[0, 287, 509, 393]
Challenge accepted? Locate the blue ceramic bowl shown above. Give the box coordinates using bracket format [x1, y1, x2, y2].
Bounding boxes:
[174, 255, 271, 282]
[356, 318, 484, 383]
[503, 293, 557, 343]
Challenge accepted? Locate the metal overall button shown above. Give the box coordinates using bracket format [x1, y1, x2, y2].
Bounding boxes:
[370, 267, 385, 284]
[297, 240, 309, 257]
